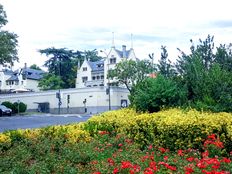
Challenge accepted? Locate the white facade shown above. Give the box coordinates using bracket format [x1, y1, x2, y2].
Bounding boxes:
[76, 45, 136, 88]
[0, 65, 44, 93]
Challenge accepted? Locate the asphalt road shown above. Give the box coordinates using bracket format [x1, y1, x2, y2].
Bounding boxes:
[0, 114, 92, 132]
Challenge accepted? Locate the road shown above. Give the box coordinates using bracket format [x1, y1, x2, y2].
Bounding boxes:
[0, 114, 92, 132]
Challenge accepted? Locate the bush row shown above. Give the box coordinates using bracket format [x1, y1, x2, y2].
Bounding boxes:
[1, 101, 27, 113]
[1, 108, 232, 153]
[84, 108, 232, 152]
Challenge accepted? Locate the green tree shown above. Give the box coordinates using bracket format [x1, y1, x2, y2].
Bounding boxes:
[131, 75, 186, 112]
[39, 47, 81, 88]
[38, 73, 64, 90]
[157, 46, 176, 78]
[108, 59, 153, 93]
[0, 4, 18, 65]
[175, 35, 232, 112]
[29, 64, 42, 70]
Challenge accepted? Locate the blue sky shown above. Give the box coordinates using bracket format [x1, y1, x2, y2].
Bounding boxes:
[1, 0, 232, 69]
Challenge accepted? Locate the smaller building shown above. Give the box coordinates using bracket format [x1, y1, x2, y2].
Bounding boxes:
[0, 64, 45, 93]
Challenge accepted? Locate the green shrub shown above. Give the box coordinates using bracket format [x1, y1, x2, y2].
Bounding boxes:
[1, 101, 16, 113]
[13, 102, 27, 113]
[130, 75, 187, 112]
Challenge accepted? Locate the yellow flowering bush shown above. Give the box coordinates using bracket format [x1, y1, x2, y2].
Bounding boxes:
[84, 108, 232, 151]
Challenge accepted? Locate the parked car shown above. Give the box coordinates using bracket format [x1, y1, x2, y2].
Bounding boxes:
[0, 105, 12, 116]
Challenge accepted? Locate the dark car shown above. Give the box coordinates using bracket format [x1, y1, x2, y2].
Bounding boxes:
[0, 105, 12, 116]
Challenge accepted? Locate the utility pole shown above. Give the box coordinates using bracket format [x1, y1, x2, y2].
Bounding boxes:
[100, 50, 111, 110]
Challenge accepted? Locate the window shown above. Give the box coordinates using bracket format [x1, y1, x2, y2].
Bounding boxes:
[82, 76, 88, 83]
[21, 81, 24, 85]
[110, 58, 116, 64]
[101, 75, 104, 79]
[83, 67, 87, 71]
[92, 76, 96, 80]
[97, 76, 100, 80]
[15, 81, 19, 85]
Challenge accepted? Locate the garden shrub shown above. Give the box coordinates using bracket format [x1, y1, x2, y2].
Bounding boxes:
[1, 101, 16, 113]
[85, 108, 232, 152]
[13, 102, 27, 113]
[130, 75, 187, 113]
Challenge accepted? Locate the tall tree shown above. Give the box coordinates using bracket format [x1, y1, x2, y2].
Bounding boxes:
[39, 47, 81, 89]
[0, 4, 18, 65]
[157, 46, 176, 78]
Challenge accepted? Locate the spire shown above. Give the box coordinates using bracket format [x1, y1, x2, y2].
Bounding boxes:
[131, 33, 133, 49]
[111, 32, 115, 48]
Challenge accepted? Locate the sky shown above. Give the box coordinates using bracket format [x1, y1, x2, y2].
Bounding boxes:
[1, 0, 232, 70]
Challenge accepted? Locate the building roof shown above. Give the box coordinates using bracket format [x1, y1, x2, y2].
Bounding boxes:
[2, 69, 14, 75]
[115, 49, 131, 58]
[88, 60, 104, 72]
[6, 75, 19, 81]
[22, 68, 45, 80]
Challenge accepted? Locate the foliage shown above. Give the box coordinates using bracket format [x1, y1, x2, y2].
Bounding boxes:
[0, 4, 18, 65]
[0, 123, 231, 173]
[108, 59, 153, 93]
[175, 35, 232, 112]
[1, 101, 27, 113]
[1, 101, 15, 112]
[13, 102, 27, 113]
[29, 64, 42, 70]
[38, 73, 64, 90]
[157, 45, 176, 78]
[130, 75, 187, 112]
[84, 108, 232, 153]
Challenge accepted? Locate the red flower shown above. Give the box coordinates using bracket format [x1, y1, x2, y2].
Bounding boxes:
[93, 172, 101, 174]
[186, 157, 195, 162]
[159, 147, 166, 153]
[107, 158, 115, 166]
[185, 167, 194, 173]
[113, 168, 119, 174]
[121, 161, 133, 169]
[208, 134, 216, 140]
[220, 157, 231, 163]
[133, 164, 141, 172]
[167, 165, 177, 171]
[118, 143, 123, 147]
[149, 161, 157, 171]
[98, 131, 109, 135]
[178, 149, 184, 156]
[164, 156, 168, 161]
[144, 167, 154, 174]
[197, 161, 207, 169]
[148, 145, 153, 150]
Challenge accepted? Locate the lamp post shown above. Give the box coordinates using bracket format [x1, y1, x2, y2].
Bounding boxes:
[58, 59, 61, 114]
[100, 50, 111, 110]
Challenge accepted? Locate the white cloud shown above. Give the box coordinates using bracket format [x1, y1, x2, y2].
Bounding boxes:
[1, 0, 232, 69]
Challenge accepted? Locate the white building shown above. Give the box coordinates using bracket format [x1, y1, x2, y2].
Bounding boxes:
[76, 44, 137, 88]
[0, 64, 45, 93]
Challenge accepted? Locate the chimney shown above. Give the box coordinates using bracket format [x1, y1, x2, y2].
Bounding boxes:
[24, 63, 27, 69]
[122, 45, 126, 58]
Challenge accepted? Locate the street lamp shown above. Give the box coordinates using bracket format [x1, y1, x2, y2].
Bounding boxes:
[100, 50, 111, 110]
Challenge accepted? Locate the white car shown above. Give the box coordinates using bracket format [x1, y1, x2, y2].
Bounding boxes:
[0, 105, 12, 116]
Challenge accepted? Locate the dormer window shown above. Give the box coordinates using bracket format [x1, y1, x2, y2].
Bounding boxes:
[110, 58, 116, 64]
[83, 67, 87, 71]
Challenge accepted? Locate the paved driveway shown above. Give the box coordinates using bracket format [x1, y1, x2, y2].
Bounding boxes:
[0, 114, 92, 132]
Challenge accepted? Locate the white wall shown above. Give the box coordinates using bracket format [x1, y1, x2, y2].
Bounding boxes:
[0, 87, 130, 114]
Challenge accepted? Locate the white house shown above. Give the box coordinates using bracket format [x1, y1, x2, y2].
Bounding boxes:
[0, 64, 45, 93]
[76, 44, 137, 88]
